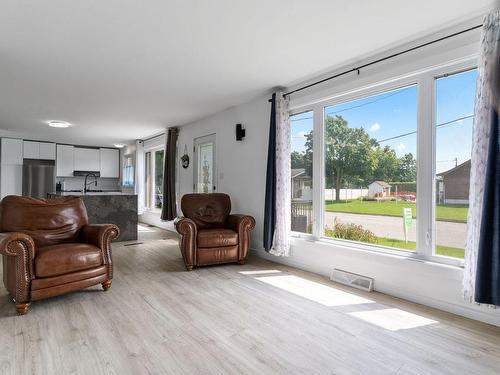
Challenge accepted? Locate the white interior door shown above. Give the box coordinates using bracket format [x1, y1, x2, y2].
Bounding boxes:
[193, 134, 216, 193]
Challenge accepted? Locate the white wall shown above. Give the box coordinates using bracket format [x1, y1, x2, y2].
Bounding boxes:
[176, 97, 270, 244]
[168, 21, 500, 327]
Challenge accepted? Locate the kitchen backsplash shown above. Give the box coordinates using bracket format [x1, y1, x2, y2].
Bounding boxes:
[57, 177, 121, 191]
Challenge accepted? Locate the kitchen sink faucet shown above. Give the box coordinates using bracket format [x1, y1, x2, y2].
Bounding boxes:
[83, 172, 98, 194]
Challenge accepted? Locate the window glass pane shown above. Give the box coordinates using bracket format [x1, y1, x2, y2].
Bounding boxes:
[122, 156, 134, 187]
[155, 149, 164, 209]
[435, 69, 476, 259]
[323, 85, 418, 252]
[197, 143, 213, 193]
[144, 151, 152, 208]
[290, 111, 313, 234]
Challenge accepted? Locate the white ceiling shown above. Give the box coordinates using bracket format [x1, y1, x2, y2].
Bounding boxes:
[0, 0, 496, 147]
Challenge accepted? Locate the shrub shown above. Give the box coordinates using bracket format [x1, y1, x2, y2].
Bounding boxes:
[359, 196, 377, 201]
[325, 218, 377, 243]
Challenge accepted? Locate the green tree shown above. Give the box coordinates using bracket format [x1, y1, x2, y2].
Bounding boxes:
[396, 152, 416, 182]
[324, 115, 375, 201]
[371, 145, 400, 182]
[291, 151, 305, 169]
[303, 130, 313, 177]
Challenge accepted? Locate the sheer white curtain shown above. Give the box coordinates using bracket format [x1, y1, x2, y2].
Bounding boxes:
[270, 93, 291, 256]
[463, 10, 499, 303]
[135, 140, 145, 215]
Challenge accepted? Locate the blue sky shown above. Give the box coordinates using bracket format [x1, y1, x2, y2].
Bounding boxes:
[291, 69, 477, 174]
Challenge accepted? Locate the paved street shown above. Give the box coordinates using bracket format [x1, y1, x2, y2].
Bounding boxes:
[324, 212, 466, 249]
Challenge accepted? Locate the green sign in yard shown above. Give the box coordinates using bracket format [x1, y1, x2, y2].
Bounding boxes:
[403, 207, 412, 243]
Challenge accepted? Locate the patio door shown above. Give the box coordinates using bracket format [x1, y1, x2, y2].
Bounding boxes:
[193, 134, 216, 193]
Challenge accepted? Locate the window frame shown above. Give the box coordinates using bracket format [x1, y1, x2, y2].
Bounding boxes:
[289, 56, 477, 268]
[144, 145, 165, 213]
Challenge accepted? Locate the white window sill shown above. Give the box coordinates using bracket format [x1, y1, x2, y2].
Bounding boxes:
[290, 233, 464, 270]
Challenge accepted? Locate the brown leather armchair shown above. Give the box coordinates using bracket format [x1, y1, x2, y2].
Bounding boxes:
[0, 196, 119, 314]
[175, 193, 255, 271]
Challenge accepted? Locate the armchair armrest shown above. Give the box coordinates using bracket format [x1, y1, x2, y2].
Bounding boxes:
[175, 217, 197, 270]
[226, 214, 256, 261]
[0, 232, 35, 303]
[81, 224, 119, 278]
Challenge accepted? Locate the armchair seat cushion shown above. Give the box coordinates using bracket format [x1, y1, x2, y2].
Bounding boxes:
[197, 229, 238, 248]
[35, 243, 103, 278]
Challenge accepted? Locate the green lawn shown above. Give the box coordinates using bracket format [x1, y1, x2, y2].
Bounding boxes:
[325, 199, 468, 223]
[375, 237, 464, 259]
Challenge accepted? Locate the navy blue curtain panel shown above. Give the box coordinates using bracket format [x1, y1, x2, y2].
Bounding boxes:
[161, 127, 178, 221]
[475, 109, 500, 305]
[263, 93, 277, 252]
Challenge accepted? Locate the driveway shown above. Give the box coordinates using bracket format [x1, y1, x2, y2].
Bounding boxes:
[324, 212, 466, 249]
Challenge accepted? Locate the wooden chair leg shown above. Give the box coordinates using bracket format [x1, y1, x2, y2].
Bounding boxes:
[16, 303, 30, 315]
[238, 259, 246, 265]
[102, 280, 112, 291]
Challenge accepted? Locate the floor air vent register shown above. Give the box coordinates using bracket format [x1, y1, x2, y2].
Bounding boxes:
[330, 269, 374, 292]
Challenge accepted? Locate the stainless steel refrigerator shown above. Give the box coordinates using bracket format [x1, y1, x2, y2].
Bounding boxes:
[22, 159, 56, 198]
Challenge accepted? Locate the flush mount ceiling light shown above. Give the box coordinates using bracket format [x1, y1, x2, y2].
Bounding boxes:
[114, 144, 125, 148]
[48, 120, 71, 128]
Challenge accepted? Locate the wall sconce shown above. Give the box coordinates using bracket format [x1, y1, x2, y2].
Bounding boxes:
[236, 123, 246, 141]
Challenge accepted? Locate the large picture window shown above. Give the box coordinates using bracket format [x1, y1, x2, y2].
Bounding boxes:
[322, 85, 417, 251]
[289, 58, 477, 266]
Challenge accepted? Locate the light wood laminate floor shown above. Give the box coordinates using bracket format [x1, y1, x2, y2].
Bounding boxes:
[1, 225, 499, 374]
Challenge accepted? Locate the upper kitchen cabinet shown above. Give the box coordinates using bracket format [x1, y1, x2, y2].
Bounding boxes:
[100, 148, 120, 178]
[56, 144, 74, 177]
[23, 141, 39, 159]
[1, 138, 23, 165]
[23, 141, 56, 160]
[39, 142, 56, 160]
[74, 147, 100, 172]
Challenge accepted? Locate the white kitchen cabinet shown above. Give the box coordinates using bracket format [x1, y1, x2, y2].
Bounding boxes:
[0, 138, 23, 198]
[99, 148, 120, 178]
[39, 142, 56, 160]
[0, 164, 23, 199]
[1, 138, 23, 165]
[23, 141, 56, 160]
[23, 141, 39, 159]
[74, 147, 100, 172]
[56, 144, 75, 177]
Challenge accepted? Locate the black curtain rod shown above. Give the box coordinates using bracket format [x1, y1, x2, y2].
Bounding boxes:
[141, 132, 165, 142]
[275, 23, 483, 100]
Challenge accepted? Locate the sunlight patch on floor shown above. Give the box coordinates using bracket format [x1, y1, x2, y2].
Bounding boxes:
[349, 308, 438, 331]
[239, 270, 282, 275]
[256, 275, 374, 306]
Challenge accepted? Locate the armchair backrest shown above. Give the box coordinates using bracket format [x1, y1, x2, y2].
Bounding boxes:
[181, 193, 231, 229]
[0, 195, 88, 248]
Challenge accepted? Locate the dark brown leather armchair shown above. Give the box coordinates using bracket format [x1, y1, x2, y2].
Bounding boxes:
[175, 193, 255, 271]
[0, 196, 119, 314]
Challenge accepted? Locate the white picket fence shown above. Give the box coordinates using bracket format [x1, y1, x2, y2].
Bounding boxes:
[324, 188, 368, 201]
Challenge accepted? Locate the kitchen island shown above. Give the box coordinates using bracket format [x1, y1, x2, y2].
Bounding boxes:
[48, 192, 138, 241]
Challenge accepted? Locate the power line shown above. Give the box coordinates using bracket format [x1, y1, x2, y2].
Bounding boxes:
[290, 88, 409, 122]
[292, 114, 474, 144]
[377, 114, 473, 144]
[328, 89, 407, 116]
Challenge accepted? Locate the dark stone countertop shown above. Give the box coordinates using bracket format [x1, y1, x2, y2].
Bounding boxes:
[48, 193, 138, 241]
